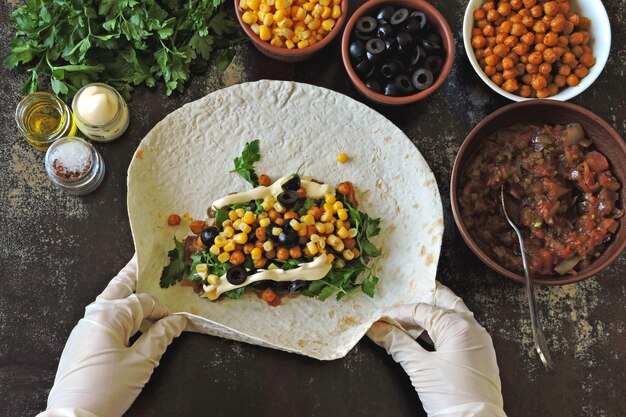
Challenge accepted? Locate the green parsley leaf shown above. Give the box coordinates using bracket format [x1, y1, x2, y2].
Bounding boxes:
[230, 139, 261, 187]
[224, 287, 245, 299]
[215, 207, 229, 226]
[160, 237, 187, 288]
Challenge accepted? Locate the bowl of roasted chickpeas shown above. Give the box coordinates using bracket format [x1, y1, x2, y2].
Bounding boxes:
[463, 0, 610, 101]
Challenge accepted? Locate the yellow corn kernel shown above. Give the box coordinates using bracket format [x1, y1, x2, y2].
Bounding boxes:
[337, 227, 349, 239]
[250, 23, 261, 34]
[324, 223, 334, 234]
[275, 0, 291, 9]
[235, 208, 246, 218]
[308, 17, 321, 30]
[301, 29, 311, 39]
[233, 233, 248, 244]
[214, 235, 227, 247]
[331, 4, 341, 19]
[348, 228, 358, 238]
[309, 0, 318, 3]
[209, 244, 221, 255]
[223, 226, 235, 238]
[196, 263, 208, 274]
[333, 200, 344, 210]
[259, 24, 272, 41]
[207, 274, 220, 285]
[261, 201, 273, 211]
[295, 7, 307, 20]
[258, 211, 269, 219]
[289, 219, 302, 231]
[257, 11, 266, 20]
[337, 208, 348, 221]
[259, 218, 271, 228]
[251, 247, 263, 260]
[324, 193, 336, 204]
[270, 36, 283, 47]
[333, 0, 340, 4]
[242, 10, 257, 24]
[243, 211, 256, 225]
[302, 1, 314, 11]
[277, 17, 293, 28]
[291, 35, 301, 42]
[321, 18, 335, 30]
[315, 222, 326, 234]
[274, 9, 287, 21]
[335, 219, 344, 229]
[317, 238, 326, 249]
[311, 4, 323, 17]
[310, 233, 320, 243]
[320, 211, 333, 222]
[294, 25, 305, 37]
[233, 218, 243, 230]
[275, 28, 294, 39]
[303, 14, 313, 25]
[240, 223, 252, 234]
[259, 3, 271, 12]
[327, 235, 340, 246]
[218, 252, 231, 263]
[290, 5, 299, 17]
[321, 6, 331, 19]
[263, 12, 274, 26]
[229, 210, 238, 221]
[300, 214, 315, 225]
[272, 227, 283, 236]
[267, 263, 279, 270]
[240, 0, 248, 9]
[247, 0, 261, 10]
[343, 249, 355, 260]
[263, 240, 274, 251]
[323, 203, 335, 214]
[306, 241, 319, 255]
[223, 240, 236, 252]
[333, 239, 345, 252]
[267, 0, 275, 5]
[319, 0, 330, 5]
[297, 226, 308, 237]
[273, 202, 286, 213]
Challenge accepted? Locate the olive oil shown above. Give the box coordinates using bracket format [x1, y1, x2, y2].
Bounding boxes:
[16, 92, 76, 151]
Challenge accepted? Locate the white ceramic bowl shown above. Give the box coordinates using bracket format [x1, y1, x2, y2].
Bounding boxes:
[462, 0, 611, 101]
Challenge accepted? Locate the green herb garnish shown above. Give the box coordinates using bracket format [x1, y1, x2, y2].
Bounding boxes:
[4, 0, 245, 101]
[160, 237, 186, 288]
[230, 139, 261, 187]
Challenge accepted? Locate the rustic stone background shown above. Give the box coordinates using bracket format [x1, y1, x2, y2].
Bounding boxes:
[1, 1, 624, 416]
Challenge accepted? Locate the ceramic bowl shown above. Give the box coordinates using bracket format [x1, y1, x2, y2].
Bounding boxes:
[462, 0, 611, 102]
[450, 100, 626, 285]
[234, 0, 348, 62]
[341, 0, 454, 105]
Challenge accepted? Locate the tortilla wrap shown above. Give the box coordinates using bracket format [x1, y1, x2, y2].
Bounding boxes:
[128, 80, 443, 360]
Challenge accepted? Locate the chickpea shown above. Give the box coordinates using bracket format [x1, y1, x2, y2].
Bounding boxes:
[541, 15, 553, 27]
[522, 0, 536, 8]
[243, 242, 255, 254]
[502, 78, 519, 92]
[482, 1, 496, 11]
[579, 53, 595, 68]
[543, 32, 558, 46]
[255, 240, 264, 249]
[253, 258, 267, 269]
[531, 74, 548, 90]
[516, 62, 526, 75]
[566, 73, 580, 86]
[558, 64, 571, 75]
[550, 16, 565, 32]
[504, 35, 518, 48]
[561, 51, 576, 65]
[256, 226, 267, 241]
[520, 31, 535, 45]
[503, 69, 517, 80]
[535, 36, 546, 48]
[501, 56, 515, 70]
[473, 9, 486, 20]
[511, 22, 527, 36]
[567, 13, 580, 26]
[578, 17, 591, 30]
[306, 225, 316, 237]
[493, 43, 510, 57]
[487, 9, 500, 22]
[538, 62, 552, 74]
[558, 2, 570, 14]
[476, 18, 488, 29]
[543, 48, 558, 63]
[530, 5, 543, 18]
[510, 0, 523, 10]
[513, 43, 528, 56]
[289, 246, 302, 259]
[296, 187, 307, 198]
[533, 20, 546, 33]
[552, 46, 565, 58]
[554, 74, 567, 87]
[543, 1, 558, 16]
[581, 31, 590, 45]
[535, 87, 550, 98]
[582, 45, 592, 55]
[336, 181, 352, 196]
[519, 84, 532, 97]
[494, 33, 506, 44]
[484, 65, 497, 76]
[510, 14, 522, 24]
[569, 32, 583, 46]
[275, 247, 288, 261]
[495, 62, 504, 72]
[562, 21, 574, 35]
[574, 65, 588, 78]
[308, 206, 323, 219]
[499, 20, 513, 34]
[268, 209, 280, 221]
[525, 63, 539, 74]
[487, 36, 497, 47]
[491, 72, 504, 86]
[485, 54, 500, 66]
[265, 249, 276, 260]
[522, 73, 533, 84]
[571, 45, 584, 58]
[475, 49, 485, 60]
[497, 2, 512, 16]
[557, 35, 569, 47]
[522, 15, 534, 28]
[482, 24, 495, 37]
[472, 28, 483, 37]
[230, 250, 245, 265]
[528, 51, 542, 65]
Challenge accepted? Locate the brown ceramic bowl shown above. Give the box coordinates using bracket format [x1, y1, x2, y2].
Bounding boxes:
[450, 100, 626, 285]
[341, 0, 454, 106]
[234, 0, 348, 62]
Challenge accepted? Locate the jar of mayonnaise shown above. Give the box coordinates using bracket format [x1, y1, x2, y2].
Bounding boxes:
[72, 83, 129, 142]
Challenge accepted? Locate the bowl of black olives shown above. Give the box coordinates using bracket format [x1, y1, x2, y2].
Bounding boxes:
[341, 0, 454, 105]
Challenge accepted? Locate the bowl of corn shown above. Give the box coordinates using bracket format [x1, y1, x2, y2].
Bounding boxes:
[235, 0, 348, 62]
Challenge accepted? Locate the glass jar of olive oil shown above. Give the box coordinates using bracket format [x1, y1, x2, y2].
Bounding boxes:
[15, 92, 77, 151]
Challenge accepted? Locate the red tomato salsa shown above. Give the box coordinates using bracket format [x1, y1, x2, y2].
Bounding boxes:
[460, 123, 623, 276]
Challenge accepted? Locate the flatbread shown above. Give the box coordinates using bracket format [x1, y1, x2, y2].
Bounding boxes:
[128, 80, 443, 360]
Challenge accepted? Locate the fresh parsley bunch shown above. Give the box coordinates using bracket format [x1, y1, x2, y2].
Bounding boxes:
[4, 0, 246, 101]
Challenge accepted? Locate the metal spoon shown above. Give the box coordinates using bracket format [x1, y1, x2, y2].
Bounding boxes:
[500, 185, 554, 370]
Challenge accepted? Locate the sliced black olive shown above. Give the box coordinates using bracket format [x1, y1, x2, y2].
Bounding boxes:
[384, 82, 403, 96]
[377, 23, 394, 39]
[365, 38, 385, 63]
[200, 226, 220, 247]
[355, 59, 374, 78]
[396, 31, 413, 50]
[288, 280, 309, 293]
[277, 190, 298, 207]
[412, 68, 434, 90]
[365, 78, 382, 93]
[409, 11, 427, 31]
[281, 176, 301, 191]
[394, 74, 414, 93]
[384, 37, 398, 53]
[249, 199, 257, 212]
[405, 18, 422, 36]
[226, 265, 247, 285]
[250, 280, 272, 290]
[376, 5, 395, 21]
[380, 59, 403, 79]
[424, 55, 444, 74]
[356, 16, 377, 34]
[421, 38, 441, 53]
[354, 31, 375, 42]
[274, 282, 291, 294]
[349, 40, 366, 62]
[426, 32, 442, 47]
[410, 44, 425, 66]
[390, 8, 409, 26]
[278, 228, 299, 248]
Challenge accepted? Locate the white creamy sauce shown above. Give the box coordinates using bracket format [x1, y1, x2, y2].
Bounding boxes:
[76, 85, 118, 125]
[203, 252, 332, 300]
[212, 175, 334, 209]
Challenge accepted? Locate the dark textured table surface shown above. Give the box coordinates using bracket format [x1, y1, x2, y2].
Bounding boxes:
[1, 1, 625, 416]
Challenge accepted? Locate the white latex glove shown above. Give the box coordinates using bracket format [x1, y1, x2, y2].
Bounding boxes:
[367, 283, 507, 417]
[38, 255, 187, 417]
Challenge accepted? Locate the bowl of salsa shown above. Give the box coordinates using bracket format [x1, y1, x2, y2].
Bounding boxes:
[451, 100, 626, 285]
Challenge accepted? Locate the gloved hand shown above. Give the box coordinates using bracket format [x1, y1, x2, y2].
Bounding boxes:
[38, 255, 188, 417]
[367, 283, 507, 417]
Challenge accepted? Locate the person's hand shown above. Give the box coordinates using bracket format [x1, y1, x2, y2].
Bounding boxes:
[39, 255, 187, 417]
[367, 283, 507, 417]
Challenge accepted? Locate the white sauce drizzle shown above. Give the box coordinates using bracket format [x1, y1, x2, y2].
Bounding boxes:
[212, 175, 334, 209]
[203, 253, 332, 300]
